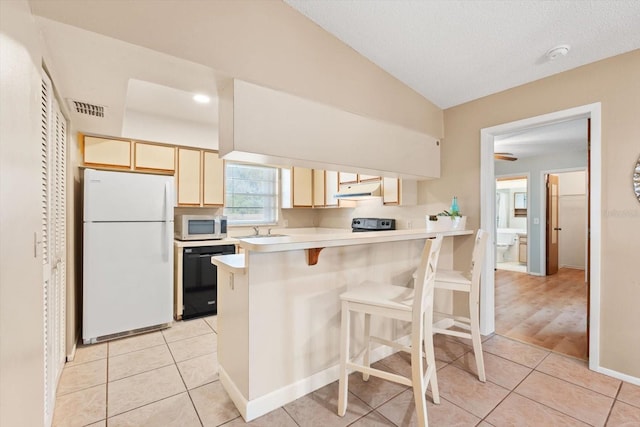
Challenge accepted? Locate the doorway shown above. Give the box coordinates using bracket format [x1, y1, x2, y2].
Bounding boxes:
[480, 103, 601, 369]
[495, 176, 528, 273]
[545, 170, 588, 276]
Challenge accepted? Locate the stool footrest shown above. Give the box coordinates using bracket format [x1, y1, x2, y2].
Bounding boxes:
[346, 362, 413, 387]
[370, 336, 411, 353]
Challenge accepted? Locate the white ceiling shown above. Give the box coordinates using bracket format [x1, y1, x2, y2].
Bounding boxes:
[494, 118, 588, 160]
[284, 0, 640, 109]
[31, 1, 639, 156]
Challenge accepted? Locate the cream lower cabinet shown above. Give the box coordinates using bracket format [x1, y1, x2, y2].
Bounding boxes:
[177, 148, 225, 207]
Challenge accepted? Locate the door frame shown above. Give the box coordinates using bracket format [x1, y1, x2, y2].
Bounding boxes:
[480, 103, 601, 370]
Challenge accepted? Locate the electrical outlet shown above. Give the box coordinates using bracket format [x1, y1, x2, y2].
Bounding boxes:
[283, 220, 289, 227]
[407, 221, 413, 229]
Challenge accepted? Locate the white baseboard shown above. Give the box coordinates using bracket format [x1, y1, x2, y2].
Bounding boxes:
[595, 366, 640, 386]
[220, 335, 411, 422]
[559, 264, 585, 270]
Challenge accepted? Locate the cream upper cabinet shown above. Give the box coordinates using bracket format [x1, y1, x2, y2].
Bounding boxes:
[313, 169, 326, 207]
[382, 178, 417, 206]
[382, 177, 399, 205]
[177, 148, 202, 206]
[203, 151, 224, 206]
[282, 168, 339, 208]
[83, 135, 131, 168]
[292, 167, 313, 207]
[358, 174, 380, 182]
[338, 172, 358, 184]
[324, 170, 339, 207]
[134, 142, 175, 172]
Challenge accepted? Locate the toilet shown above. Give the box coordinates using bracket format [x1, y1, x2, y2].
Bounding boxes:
[496, 230, 517, 262]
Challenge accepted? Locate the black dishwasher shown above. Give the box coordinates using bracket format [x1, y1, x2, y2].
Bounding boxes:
[182, 244, 235, 319]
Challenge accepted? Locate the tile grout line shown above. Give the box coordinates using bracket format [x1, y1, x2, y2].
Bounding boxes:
[478, 358, 538, 425]
[511, 390, 603, 426]
[281, 404, 302, 427]
[532, 369, 621, 400]
[602, 381, 624, 426]
[163, 323, 206, 427]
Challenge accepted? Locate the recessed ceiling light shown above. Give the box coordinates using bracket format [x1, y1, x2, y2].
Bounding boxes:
[193, 94, 211, 104]
[546, 45, 570, 61]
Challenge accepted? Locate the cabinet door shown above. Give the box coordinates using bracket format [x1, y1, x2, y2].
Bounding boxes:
[292, 167, 313, 207]
[338, 172, 357, 184]
[177, 148, 202, 206]
[382, 177, 400, 205]
[313, 169, 325, 207]
[134, 142, 175, 172]
[519, 237, 528, 263]
[324, 170, 339, 207]
[83, 136, 131, 168]
[203, 151, 224, 206]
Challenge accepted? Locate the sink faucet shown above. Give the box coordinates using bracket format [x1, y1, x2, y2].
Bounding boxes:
[267, 228, 272, 236]
[252, 226, 260, 236]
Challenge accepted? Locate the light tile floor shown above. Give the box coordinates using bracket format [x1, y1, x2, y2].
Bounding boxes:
[53, 317, 640, 426]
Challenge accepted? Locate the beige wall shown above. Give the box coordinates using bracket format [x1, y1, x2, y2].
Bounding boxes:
[30, 0, 443, 139]
[432, 50, 640, 377]
[0, 0, 46, 425]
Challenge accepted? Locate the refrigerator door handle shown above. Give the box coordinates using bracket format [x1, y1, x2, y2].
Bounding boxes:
[163, 181, 172, 262]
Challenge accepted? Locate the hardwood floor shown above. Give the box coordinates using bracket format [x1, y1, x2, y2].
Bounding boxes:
[495, 267, 588, 360]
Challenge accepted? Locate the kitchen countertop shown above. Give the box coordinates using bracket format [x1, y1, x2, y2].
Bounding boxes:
[212, 228, 473, 273]
[233, 228, 473, 253]
[174, 238, 239, 248]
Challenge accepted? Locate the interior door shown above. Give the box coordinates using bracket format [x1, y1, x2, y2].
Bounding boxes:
[546, 174, 560, 275]
[41, 72, 66, 427]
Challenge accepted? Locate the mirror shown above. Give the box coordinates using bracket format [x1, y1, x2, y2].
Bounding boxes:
[514, 192, 527, 217]
[635, 155, 640, 202]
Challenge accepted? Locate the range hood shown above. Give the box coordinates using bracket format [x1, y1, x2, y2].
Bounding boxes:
[334, 182, 382, 200]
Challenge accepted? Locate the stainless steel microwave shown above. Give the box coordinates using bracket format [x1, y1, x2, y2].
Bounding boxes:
[175, 215, 227, 241]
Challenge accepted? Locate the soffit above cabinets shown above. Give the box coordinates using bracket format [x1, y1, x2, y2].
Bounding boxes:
[219, 80, 440, 180]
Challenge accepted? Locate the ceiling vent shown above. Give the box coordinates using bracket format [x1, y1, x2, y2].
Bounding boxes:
[67, 99, 106, 118]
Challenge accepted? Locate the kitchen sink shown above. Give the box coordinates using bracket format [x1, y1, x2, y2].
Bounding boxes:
[235, 234, 287, 239]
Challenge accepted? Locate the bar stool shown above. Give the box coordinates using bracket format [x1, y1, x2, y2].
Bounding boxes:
[433, 229, 489, 382]
[338, 236, 443, 427]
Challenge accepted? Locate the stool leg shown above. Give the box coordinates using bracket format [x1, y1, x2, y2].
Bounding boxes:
[338, 301, 350, 416]
[411, 321, 428, 427]
[469, 300, 486, 382]
[363, 313, 371, 381]
[423, 316, 439, 404]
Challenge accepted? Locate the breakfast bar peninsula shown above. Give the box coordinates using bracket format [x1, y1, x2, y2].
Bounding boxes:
[212, 228, 472, 421]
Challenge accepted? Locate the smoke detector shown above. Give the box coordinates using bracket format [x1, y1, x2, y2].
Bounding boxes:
[546, 45, 570, 61]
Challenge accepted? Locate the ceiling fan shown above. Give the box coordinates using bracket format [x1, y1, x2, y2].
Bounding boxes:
[494, 152, 517, 161]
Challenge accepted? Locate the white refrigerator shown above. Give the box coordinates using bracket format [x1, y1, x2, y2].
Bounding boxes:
[83, 168, 175, 344]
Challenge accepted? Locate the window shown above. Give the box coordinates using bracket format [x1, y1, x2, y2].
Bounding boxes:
[223, 162, 278, 225]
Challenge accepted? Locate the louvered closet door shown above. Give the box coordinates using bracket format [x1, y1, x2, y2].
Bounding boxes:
[41, 72, 66, 427]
